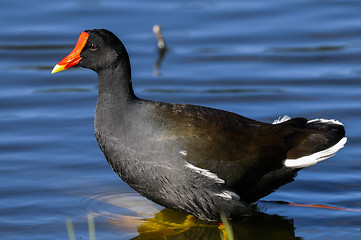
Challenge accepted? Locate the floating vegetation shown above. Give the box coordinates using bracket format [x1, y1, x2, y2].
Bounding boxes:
[66, 213, 96, 240]
[219, 213, 234, 240]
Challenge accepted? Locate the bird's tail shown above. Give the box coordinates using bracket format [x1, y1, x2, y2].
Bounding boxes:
[284, 118, 346, 168]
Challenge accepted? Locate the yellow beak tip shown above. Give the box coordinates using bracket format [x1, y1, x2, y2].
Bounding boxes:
[51, 64, 66, 74]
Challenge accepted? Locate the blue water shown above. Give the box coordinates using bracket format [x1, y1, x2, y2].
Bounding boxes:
[1, 0, 361, 239]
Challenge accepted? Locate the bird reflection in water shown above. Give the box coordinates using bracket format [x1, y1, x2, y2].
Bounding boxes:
[91, 193, 301, 240]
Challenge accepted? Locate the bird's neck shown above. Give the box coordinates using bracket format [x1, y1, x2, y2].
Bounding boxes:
[97, 61, 136, 102]
[95, 62, 138, 134]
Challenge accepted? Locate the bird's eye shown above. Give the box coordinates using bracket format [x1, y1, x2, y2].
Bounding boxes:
[90, 44, 97, 51]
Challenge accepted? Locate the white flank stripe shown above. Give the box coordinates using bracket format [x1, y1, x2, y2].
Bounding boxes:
[307, 118, 344, 126]
[185, 162, 225, 184]
[215, 190, 240, 200]
[272, 115, 291, 124]
[285, 137, 347, 168]
[179, 150, 188, 156]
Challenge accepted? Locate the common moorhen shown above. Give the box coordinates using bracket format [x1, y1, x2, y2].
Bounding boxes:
[52, 29, 347, 221]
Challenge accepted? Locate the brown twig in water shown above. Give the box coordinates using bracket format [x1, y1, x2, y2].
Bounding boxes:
[153, 25, 168, 76]
[261, 200, 361, 212]
[153, 25, 166, 49]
